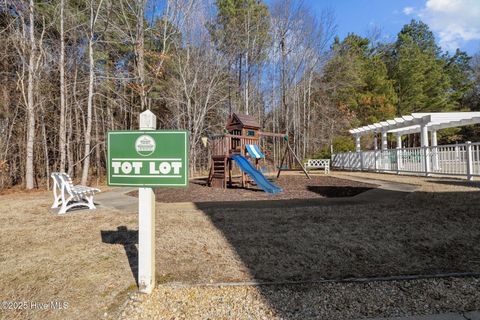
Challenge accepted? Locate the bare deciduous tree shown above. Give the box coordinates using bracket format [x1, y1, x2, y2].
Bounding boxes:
[25, 0, 36, 189]
[81, 0, 104, 185]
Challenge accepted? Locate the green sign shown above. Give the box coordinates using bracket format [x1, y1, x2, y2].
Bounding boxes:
[107, 130, 188, 187]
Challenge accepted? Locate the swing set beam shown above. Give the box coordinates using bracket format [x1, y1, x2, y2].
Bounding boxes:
[276, 142, 311, 179]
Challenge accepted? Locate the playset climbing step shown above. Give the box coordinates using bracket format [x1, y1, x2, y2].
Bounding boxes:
[208, 155, 229, 188]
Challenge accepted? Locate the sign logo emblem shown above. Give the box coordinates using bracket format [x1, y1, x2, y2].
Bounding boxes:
[135, 135, 156, 156]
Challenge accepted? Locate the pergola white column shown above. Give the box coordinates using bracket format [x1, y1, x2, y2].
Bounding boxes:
[355, 134, 363, 170]
[420, 124, 430, 175]
[381, 131, 388, 150]
[431, 130, 439, 170]
[431, 130, 437, 147]
[420, 124, 429, 147]
[355, 135, 361, 152]
[396, 134, 402, 172]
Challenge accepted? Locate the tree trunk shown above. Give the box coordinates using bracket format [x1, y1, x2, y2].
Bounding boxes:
[41, 107, 50, 190]
[137, 0, 146, 110]
[25, 0, 36, 189]
[94, 98, 101, 177]
[81, 0, 96, 185]
[244, 10, 250, 115]
[280, 37, 287, 134]
[59, 0, 67, 172]
[72, 48, 81, 177]
[238, 54, 242, 107]
[306, 72, 312, 155]
[67, 105, 74, 175]
[245, 51, 249, 114]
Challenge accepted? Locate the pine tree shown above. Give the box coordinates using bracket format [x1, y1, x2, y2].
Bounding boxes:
[391, 20, 451, 114]
[444, 49, 474, 109]
[323, 34, 397, 126]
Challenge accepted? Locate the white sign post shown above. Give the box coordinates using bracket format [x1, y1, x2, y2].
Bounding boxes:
[108, 110, 188, 294]
[138, 110, 156, 294]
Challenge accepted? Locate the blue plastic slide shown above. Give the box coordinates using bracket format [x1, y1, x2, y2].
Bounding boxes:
[231, 154, 283, 193]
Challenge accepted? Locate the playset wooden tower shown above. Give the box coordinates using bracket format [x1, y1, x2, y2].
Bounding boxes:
[208, 113, 309, 191]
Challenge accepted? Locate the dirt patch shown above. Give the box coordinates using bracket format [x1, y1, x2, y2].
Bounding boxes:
[128, 175, 377, 202]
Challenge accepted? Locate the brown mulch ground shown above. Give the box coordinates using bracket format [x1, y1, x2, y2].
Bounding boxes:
[129, 175, 377, 203]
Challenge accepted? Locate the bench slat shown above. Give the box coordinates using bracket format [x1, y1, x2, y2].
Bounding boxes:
[51, 172, 101, 214]
[304, 159, 330, 174]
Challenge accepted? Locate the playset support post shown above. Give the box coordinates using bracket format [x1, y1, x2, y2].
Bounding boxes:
[276, 139, 311, 179]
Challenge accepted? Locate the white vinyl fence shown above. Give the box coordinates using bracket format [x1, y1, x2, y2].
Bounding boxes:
[332, 141, 480, 180]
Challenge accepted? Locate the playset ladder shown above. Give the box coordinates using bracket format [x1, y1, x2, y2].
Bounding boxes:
[208, 155, 229, 188]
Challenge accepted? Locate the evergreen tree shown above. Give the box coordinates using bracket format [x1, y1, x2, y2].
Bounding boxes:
[391, 20, 451, 114]
[323, 34, 397, 126]
[396, 20, 440, 55]
[444, 49, 474, 109]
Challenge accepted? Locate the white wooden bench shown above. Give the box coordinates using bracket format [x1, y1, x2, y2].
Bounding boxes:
[51, 172, 101, 214]
[304, 159, 330, 174]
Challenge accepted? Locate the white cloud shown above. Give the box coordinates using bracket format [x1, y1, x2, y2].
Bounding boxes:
[406, 0, 480, 52]
[403, 7, 415, 15]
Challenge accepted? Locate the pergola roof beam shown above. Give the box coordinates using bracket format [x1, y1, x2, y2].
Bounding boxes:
[350, 112, 480, 137]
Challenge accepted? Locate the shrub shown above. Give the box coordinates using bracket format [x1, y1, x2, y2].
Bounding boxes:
[311, 135, 355, 159]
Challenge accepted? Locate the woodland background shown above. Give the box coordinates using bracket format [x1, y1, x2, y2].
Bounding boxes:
[1, 0, 479, 189]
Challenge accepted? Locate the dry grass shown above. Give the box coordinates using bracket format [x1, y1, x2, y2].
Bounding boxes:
[0, 191, 138, 320]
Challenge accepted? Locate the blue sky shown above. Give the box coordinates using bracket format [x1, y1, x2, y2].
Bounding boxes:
[305, 0, 480, 55]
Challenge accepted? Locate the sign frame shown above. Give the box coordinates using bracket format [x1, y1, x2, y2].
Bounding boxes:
[107, 130, 188, 187]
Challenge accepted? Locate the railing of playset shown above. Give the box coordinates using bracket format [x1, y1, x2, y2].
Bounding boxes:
[211, 134, 259, 157]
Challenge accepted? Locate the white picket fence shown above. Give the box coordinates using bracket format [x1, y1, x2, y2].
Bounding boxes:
[332, 141, 480, 180]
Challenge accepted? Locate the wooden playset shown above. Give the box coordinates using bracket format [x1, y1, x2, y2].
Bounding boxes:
[207, 113, 310, 191]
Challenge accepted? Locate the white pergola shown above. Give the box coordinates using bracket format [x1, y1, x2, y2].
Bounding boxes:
[349, 112, 480, 152]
